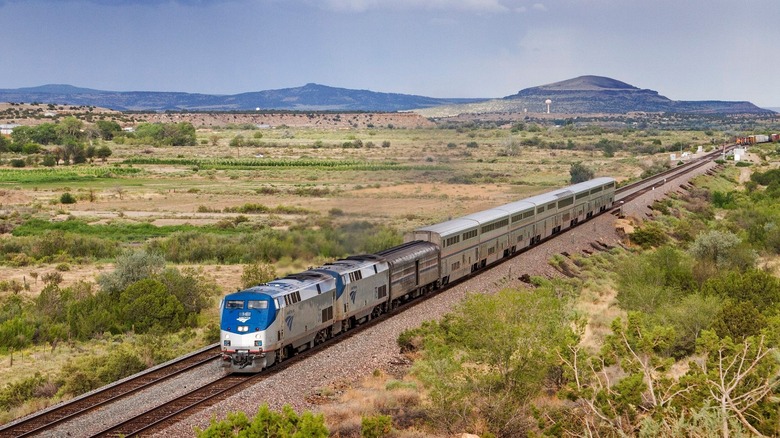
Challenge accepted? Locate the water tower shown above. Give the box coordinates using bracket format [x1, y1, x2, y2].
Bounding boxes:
[545, 99, 552, 114]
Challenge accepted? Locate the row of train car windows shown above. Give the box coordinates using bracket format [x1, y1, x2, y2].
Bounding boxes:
[443, 186, 612, 248]
[481, 218, 509, 234]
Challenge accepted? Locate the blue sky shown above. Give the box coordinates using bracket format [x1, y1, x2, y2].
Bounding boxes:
[1, 0, 778, 107]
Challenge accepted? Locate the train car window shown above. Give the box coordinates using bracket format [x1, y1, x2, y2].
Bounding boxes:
[591, 186, 603, 194]
[547, 202, 556, 210]
[523, 210, 534, 219]
[575, 192, 588, 200]
[511, 214, 522, 223]
[247, 300, 268, 309]
[462, 229, 478, 240]
[558, 197, 573, 208]
[482, 220, 507, 233]
[537, 206, 545, 214]
[226, 300, 244, 309]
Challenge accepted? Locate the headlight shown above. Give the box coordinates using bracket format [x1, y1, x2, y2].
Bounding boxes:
[223, 340, 231, 346]
[238, 326, 249, 332]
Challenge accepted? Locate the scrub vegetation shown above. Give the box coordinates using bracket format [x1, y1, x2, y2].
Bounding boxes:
[1, 111, 780, 434]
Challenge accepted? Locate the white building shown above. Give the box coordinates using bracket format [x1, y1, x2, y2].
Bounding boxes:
[0, 123, 20, 135]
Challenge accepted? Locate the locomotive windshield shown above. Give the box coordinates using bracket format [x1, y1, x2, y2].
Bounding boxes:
[225, 300, 244, 309]
[221, 292, 277, 331]
[248, 300, 268, 309]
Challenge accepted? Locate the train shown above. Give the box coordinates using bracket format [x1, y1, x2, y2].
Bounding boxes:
[735, 134, 780, 145]
[219, 177, 617, 372]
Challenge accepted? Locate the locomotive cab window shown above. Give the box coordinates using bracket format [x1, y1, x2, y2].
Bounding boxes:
[247, 300, 267, 310]
[226, 300, 244, 309]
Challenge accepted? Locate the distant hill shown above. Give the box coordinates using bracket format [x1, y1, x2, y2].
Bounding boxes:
[0, 76, 773, 115]
[415, 75, 773, 117]
[0, 83, 483, 112]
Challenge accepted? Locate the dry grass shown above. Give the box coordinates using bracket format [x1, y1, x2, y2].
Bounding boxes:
[319, 370, 432, 437]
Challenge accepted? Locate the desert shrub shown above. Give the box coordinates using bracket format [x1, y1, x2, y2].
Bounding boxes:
[569, 162, 595, 184]
[157, 267, 216, 314]
[196, 404, 328, 437]
[408, 285, 571, 435]
[59, 192, 76, 204]
[0, 373, 48, 411]
[241, 262, 277, 289]
[689, 229, 756, 271]
[97, 249, 166, 295]
[628, 221, 668, 248]
[362, 414, 393, 438]
[0, 315, 35, 351]
[57, 347, 146, 396]
[119, 278, 188, 333]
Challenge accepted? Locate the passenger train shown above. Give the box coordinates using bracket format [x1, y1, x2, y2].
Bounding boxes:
[220, 177, 616, 372]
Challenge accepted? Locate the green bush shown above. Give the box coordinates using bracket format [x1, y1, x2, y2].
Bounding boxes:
[59, 192, 76, 204]
[361, 414, 392, 438]
[241, 263, 277, 289]
[629, 221, 668, 248]
[120, 278, 188, 333]
[196, 404, 328, 437]
[58, 347, 146, 396]
[0, 373, 48, 410]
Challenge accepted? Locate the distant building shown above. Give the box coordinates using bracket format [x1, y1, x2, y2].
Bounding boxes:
[0, 123, 20, 135]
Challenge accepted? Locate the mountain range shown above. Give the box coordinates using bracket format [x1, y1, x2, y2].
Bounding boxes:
[0, 76, 773, 115]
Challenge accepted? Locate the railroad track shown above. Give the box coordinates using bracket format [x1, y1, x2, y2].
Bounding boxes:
[91, 307, 405, 437]
[615, 144, 732, 205]
[0, 148, 730, 437]
[0, 344, 220, 437]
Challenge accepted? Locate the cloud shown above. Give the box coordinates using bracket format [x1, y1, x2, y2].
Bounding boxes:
[322, 0, 509, 13]
[0, 0, 234, 6]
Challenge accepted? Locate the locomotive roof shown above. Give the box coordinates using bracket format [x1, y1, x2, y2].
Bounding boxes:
[315, 257, 387, 275]
[240, 270, 336, 300]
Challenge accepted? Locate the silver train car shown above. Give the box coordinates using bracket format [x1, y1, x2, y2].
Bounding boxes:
[220, 177, 615, 372]
[405, 177, 615, 285]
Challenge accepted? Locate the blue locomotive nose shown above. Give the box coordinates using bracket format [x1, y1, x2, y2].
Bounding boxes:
[220, 292, 277, 334]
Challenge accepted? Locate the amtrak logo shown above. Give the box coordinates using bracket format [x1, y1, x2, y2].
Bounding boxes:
[350, 288, 357, 304]
[285, 315, 294, 331]
[236, 316, 250, 323]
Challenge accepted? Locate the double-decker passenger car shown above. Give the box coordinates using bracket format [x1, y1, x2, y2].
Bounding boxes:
[405, 177, 615, 285]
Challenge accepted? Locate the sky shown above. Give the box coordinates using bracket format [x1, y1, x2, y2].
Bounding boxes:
[1, 0, 778, 107]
